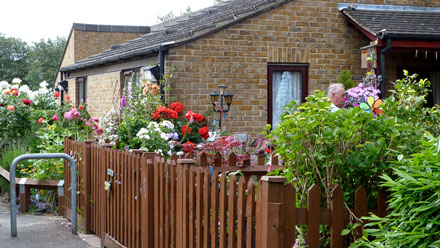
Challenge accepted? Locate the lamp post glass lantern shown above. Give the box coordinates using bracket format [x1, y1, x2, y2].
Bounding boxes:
[210, 84, 233, 130]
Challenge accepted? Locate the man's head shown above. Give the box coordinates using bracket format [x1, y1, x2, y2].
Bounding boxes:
[327, 83, 345, 108]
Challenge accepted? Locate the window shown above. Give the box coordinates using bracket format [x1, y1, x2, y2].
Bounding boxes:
[76, 77, 87, 105]
[120, 69, 140, 99]
[268, 64, 308, 129]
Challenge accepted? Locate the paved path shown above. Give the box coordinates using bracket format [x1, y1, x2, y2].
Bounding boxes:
[0, 199, 92, 248]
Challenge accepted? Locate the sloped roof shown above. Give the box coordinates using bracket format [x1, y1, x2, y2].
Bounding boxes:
[340, 3, 440, 40]
[60, 0, 292, 72]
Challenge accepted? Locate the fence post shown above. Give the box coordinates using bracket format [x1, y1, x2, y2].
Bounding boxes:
[176, 159, 197, 248]
[257, 176, 295, 248]
[82, 139, 94, 234]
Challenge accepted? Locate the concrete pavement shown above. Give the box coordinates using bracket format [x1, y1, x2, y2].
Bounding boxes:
[0, 199, 95, 248]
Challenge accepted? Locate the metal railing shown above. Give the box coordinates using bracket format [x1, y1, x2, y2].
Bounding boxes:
[9, 153, 77, 237]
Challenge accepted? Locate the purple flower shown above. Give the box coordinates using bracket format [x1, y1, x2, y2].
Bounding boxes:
[173, 132, 179, 140]
[121, 95, 127, 108]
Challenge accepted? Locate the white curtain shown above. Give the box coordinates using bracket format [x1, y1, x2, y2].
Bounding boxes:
[272, 71, 302, 128]
[431, 71, 440, 106]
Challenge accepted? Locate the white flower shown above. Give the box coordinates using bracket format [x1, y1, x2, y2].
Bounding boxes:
[160, 120, 174, 129]
[39, 81, 48, 89]
[176, 151, 184, 157]
[160, 132, 168, 140]
[11, 84, 19, 89]
[154, 149, 162, 155]
[207, 131, 218, 142]
[12, 78, 22, 84]
[0, 81, 9, 89]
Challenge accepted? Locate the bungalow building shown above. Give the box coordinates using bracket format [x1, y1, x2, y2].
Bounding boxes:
[56, 0, 440, 138]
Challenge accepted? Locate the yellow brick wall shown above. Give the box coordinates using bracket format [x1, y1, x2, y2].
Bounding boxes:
[73, 31, 142, 62]
[166, 0, 440, 138]
[84, 72, 121, 119]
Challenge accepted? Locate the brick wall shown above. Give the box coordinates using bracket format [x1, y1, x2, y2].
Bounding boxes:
[73, 31, 141, 62]
[166, 0, 440, 138]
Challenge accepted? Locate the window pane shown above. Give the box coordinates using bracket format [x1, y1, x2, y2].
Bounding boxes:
[78, 81, 83, 104]
[272, 71, 302, 128]
[83, 79, 87, 103]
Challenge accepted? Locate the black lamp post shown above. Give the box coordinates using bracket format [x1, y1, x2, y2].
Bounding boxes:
[210, 84, 234, 130]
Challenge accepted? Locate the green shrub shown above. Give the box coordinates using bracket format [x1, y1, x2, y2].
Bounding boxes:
[271, 71, 439, 208]
[0, 144, 31, 192]
[353, 133, 440, 247]
[338, 69, 356, 89]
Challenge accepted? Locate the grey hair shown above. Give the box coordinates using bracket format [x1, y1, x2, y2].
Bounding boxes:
[327, 83, 344, 97]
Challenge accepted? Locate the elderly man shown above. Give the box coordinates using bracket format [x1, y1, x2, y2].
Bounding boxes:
[327, 83, 345, 112]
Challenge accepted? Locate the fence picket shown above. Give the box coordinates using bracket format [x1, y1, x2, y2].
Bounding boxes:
[307, 184, 321, 248]
[219, 173, 227, 248]
[237, 177, 246, 248]
[214, 152, 222, 167]
[189, 167, 196, 248]
[228, 176, 237, 248]
[246, 178, 256, 248]
[203, 169, 210, 248]
[354, 186, 367, 240]
[160, 158, 165, 248]
[196, 168, 203, 248]
[211, 172, 219, 248]
[228, 152, 237, 167]
[331, 186, 344, 248]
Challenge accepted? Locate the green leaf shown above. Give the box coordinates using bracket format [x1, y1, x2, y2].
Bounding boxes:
[341, 229, 350, 236]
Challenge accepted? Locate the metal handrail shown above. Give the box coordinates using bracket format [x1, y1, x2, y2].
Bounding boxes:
[9, 153, 77, 237]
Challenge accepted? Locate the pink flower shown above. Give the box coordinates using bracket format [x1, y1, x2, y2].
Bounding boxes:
[95, 128, 104, 135]
[121, 95, 127, 108]
[7, 105, 14, 111]
[72, 109, 80, 119]
[64, 111, 72, 119]
[38, 117, 44, 124]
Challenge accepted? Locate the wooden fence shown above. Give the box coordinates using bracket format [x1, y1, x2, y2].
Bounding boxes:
[63, 139, 387, 248]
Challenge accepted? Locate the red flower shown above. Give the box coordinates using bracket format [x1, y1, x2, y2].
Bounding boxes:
[185, 111, 193, 121]
[265, 148, 271, 154]
[183, 141, 195, 153]
[66, 95, 71, 100]
[7, 105, 14, 111]
[38, 118, 44, 124]
[78, 105, 85, 110]
[11, 89, 18, 96]
[170, 110, 178, 119]
[54, 91, 60, 98]
[198, 126, 209, 140]
[170, 102, 184, 113]
[157, 106, 167, 113]
[52, 115, 59, 121]
[22, 99, 31, 105]
[182, 125, 191, 135]
[152, 111, 161, 120]
[193, 113, 204, 122]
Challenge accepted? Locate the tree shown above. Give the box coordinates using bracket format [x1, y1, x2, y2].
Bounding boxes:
[156, 6, 192, 23]
[0, 33, 29, 83]
[25, 37, 66, 89]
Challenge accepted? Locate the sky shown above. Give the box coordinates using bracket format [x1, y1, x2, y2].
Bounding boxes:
[0, 0, 216, 44]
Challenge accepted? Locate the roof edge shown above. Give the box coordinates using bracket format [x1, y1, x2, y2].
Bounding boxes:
[61, 0, 294, 73]
[72, 23, 150, 33]
[338, 3, 440, 13]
